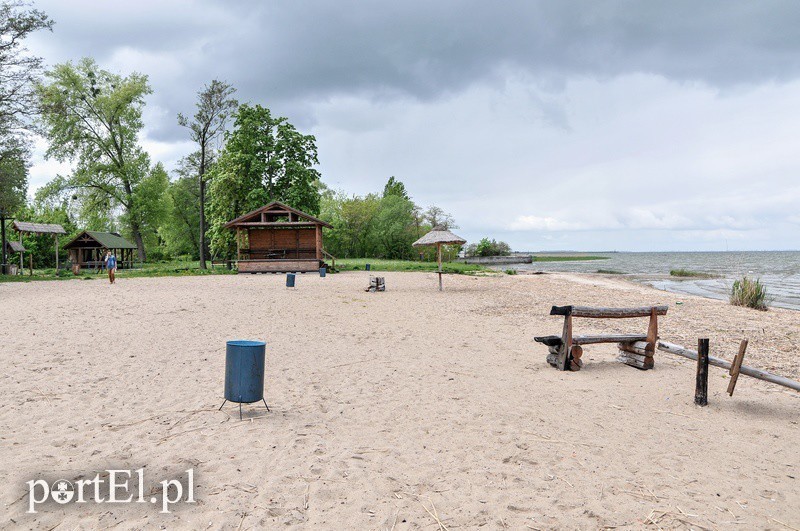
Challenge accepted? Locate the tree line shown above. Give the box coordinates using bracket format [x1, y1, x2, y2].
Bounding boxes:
[1, 2, 510, 270]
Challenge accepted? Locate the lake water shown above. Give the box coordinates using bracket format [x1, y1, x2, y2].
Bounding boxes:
[501, 251, 800, 311]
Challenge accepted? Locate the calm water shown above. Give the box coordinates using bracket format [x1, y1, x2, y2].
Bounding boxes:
[502, 251, 800, 311]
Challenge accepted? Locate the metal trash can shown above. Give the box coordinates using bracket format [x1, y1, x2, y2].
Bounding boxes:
[219, 340, 269, 419]
[286, 273, 296, 287]
[365, 263, 371, 271]
[319, 267, 326, 277]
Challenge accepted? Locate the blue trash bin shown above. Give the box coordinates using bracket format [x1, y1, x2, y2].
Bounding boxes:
[286, 272, 296, 287]
[220, 340, 269, 419]
[365, 263, 371, 271]
[319, 267, 326, 277]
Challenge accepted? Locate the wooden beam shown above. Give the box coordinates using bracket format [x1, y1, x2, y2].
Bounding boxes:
[695, 338, 709, 406]
[572, 334, 648, 345]
[727, 339, 748, 396]
[659, 340, 800, 393]
[550, 305, 668, 318]
[315, 224, 322, 260]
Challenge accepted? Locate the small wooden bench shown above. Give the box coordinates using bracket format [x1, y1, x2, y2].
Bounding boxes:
[534, 305, 668, 371]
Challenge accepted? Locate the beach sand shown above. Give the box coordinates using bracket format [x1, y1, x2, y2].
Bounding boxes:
[1, 271, 798, 529]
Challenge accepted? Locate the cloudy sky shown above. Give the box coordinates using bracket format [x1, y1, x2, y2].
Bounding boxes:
[24, 1, 800, 251]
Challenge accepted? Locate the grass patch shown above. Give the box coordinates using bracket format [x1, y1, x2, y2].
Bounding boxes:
[530, 255, 608, 262]
[0, 260, 237, 283]
[730, 276, 768, 310]
[335, 258, 487, 274]
[596, 269, 625, 275]
[504, 269, 517, 275]
[669, 268, 715, 278]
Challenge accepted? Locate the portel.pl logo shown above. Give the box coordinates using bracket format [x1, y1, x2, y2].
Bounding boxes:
[27, 468, 195, 514]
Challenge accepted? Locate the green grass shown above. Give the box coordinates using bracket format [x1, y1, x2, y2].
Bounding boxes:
[504, 269, 517, 275]
[669, 268, 716, 278]
[335, 258, 487, 274]
[730, 276, 769, 310]
[530, 255, 608, 262]
[0, 260, 237, 283]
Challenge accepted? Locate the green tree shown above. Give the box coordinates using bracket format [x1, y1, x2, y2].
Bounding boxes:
[0, 137, 28, 272]
[36, 58, 154, 260]
[383, 176, 409, 200]
[206, 104, 322, 258]
[159, 156, 201, 259]
[178, 79, 237, 269]
[0, 1, 52, 143]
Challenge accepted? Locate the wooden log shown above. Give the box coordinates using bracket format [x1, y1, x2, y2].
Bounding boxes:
[618, 341, 654, 356]
[570, 345, 583, 359]
[573, 334, 647, 345]
[546, 352, 559, 367]
[617, 353, 654, 370]
[695, 339, 709, 406]
[547, 345, 560, 356]
[550, 305, 668, 318]
[658, 341, 800, 393]
[727, 339, 748, 396]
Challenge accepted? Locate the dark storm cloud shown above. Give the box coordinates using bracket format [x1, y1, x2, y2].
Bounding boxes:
[29, 0, 800, 141]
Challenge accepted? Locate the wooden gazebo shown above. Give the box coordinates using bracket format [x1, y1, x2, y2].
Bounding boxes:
[224, 201, 334, 273]
[63, 231, 137, 271]
[13, 221, 66, 272]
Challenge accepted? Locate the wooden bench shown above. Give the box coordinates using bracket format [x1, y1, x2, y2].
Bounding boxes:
[534, 305, 668, 371]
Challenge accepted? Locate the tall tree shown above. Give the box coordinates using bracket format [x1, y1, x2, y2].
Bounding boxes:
[159, 154, 202, 258]
[36, 58, 154, 260]
[0, 1, 52, 142]
[206, 104, 322, 258]
[0, 137, 28, 273]
[177, 80, 237, 269]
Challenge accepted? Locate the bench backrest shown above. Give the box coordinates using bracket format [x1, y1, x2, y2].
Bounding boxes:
[550, 305, 668, 318]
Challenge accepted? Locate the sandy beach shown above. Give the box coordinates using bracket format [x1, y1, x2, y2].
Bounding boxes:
[1, 271, 798, 529]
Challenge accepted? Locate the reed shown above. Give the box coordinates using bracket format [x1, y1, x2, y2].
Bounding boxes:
[730, 276, 768, 310]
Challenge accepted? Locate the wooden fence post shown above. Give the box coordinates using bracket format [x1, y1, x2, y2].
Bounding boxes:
[695, 338, 709, 406]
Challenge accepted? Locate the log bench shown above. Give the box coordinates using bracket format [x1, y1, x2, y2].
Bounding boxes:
[534, 305, 668, 371]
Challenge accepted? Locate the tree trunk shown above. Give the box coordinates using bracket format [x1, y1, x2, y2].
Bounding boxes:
[132, 222, 146, 262]
[198, 141, 208, 270]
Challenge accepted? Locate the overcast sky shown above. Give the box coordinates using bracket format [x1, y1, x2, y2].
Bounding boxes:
[24, 1, 800, 251]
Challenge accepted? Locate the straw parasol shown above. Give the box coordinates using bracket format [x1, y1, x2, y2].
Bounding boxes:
[412, 226, 467, 291]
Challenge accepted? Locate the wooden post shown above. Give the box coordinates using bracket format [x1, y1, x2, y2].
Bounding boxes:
[236, 227, 241, 261]
[315, 224, 322, 260]
[437, 243, 443, 291]
[29, 252, 33, 276]
[727, 339, 748, 396]
[19, 231, 23, 271]
[559, 314, 573, 371]
[695, 338, 709, 406]
[55, 234, 59, 273]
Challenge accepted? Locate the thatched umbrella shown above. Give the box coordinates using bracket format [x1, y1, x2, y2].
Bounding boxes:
[412, 226, 467, 291]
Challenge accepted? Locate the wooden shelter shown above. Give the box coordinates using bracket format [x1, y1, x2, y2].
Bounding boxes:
[224, 201, 334, 273]
[63, 231, 137, 271]
[412, 226, 467, 291]
[3, 240, 25, 274]
[13, 221, 66, 272]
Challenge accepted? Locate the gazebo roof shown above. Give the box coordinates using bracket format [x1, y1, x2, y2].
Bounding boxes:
[224, 201, 333, 229]
[13, 221, 66, 235]
[63, 231, 137, 250]
[412, 227, 466, 247]
[4, 241, 25, 253]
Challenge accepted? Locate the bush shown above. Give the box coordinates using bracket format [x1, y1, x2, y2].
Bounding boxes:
[466, 237, 511, 257]
[504, 269, 517, 275]
[730, 276, 768, 310]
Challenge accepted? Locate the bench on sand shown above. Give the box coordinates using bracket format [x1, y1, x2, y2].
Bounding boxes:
[534, 305, 668, 372]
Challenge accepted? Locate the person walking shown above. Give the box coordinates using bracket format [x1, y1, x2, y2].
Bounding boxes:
[104, 250, 117, 284]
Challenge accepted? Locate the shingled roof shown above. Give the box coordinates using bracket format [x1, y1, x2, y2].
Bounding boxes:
[12, 221, 66, 234]
[63, 231, 137, 250]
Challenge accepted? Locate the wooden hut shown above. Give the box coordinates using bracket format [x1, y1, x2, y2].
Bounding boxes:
[3, 240, 25, 275]
[224, 201, 334, 273]
[63, 231, 137, 271]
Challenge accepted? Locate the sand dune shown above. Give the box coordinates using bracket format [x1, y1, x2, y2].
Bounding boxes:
[1, 271, 798, 529]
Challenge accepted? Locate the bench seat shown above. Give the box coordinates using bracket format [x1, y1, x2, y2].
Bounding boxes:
[535, 334, 648, 347]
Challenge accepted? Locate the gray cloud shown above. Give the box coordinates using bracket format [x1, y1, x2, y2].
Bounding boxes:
[24, 0, 800, 250]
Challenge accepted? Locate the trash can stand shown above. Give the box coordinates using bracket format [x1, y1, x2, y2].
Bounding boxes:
[218, 340, 270, 420]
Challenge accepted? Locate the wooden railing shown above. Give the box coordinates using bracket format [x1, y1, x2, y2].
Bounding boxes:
[322, 249, 336, 271]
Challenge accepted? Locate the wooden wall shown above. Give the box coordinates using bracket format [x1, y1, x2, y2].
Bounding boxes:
[248, 228, 316, 251]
